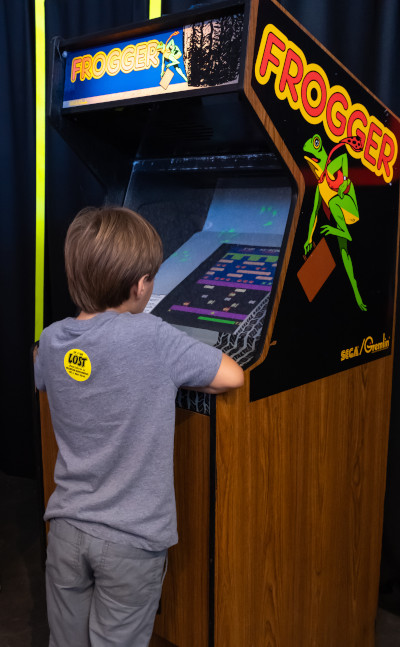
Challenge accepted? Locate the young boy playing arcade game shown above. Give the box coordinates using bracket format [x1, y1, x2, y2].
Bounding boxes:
[34, 206, 243, 647]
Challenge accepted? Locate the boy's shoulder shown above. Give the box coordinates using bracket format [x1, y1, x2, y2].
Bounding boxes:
[39, 312, 180, 347]
[117, 311, 161, 333]
[39, 316, 73, 341]
[118, 312, 176, 344]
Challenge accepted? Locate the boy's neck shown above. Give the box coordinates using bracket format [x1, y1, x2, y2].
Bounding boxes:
[76, 303, 147, 320]
[77, 307, 131, 320]
[76, 311, 100, 320]
[76, 276, 154, 320]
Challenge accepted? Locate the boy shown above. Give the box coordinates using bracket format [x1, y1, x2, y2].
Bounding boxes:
[34, 206, 243, 647]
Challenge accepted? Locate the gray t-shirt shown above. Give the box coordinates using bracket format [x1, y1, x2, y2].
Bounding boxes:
[35, 311, 222, 551]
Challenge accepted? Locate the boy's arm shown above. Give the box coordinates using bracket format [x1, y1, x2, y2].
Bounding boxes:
[33, 340, 46, 391]
[184, 353, 244, 394]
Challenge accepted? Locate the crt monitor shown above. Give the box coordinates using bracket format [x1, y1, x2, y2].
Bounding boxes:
[125, 169, 293, 356]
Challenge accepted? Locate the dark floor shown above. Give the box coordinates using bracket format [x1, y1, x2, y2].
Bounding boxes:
[1, 471, 400, 647]
[0, 471, 48, 647]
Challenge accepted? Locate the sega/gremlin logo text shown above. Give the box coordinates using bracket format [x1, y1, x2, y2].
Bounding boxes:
[341, 333, 390, 361]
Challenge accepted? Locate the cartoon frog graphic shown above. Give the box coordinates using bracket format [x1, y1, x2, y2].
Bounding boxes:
[157, 31, 188, 83]
[303, 134, 367, 311]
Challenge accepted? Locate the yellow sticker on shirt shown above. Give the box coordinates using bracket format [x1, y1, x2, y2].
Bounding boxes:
[64, 349, 91, 382]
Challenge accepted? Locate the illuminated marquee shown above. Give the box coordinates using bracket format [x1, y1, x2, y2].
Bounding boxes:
[62, 16, 243, 108]
[255, 24, 398, 183]
[70, 40, 160, 82]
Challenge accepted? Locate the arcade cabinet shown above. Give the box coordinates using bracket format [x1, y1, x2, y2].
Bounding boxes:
[39, 1, 400, 645]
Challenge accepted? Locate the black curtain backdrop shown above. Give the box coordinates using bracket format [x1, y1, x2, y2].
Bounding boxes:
[1, 0, 400, 611]
[0, 0, 36, 476]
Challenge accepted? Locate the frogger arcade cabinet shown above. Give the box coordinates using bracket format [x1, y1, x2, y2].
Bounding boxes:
[39, 1, 400, 645]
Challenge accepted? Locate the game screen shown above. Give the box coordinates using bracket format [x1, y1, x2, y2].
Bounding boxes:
[152, 243, 279, 334]
[140, 176, 292, 343]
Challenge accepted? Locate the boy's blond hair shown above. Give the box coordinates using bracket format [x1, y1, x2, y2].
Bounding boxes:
[65, 206, 163, 313]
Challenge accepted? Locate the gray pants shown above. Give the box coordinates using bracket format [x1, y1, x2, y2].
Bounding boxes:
[46, 519, 167, 647]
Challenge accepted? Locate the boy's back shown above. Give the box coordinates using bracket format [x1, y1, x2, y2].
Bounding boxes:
[34, 206, 243, 647]
[35, 309, 221, 550]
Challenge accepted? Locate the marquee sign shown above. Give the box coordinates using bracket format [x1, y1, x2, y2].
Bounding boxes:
[63, 13, 244, 108]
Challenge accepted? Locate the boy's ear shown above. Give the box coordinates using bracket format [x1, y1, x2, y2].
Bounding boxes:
[131, 275, 149, 299]
[129, 282, 139, 300]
